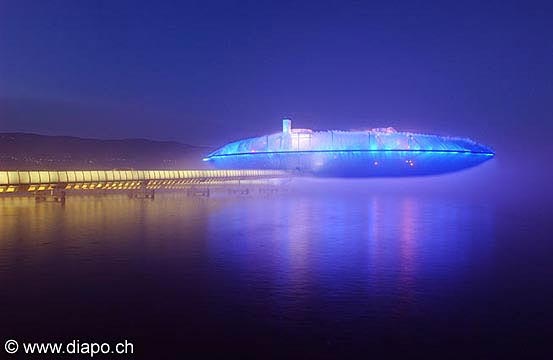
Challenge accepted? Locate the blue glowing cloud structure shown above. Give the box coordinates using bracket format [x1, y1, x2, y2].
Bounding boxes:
[204, 119, 495, 177]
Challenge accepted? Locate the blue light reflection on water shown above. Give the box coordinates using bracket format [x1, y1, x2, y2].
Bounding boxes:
[205, 189, 495, 336]
[1, 181, 551, 355]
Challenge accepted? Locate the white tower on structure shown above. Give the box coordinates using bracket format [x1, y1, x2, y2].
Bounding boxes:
[282, 118, 292, 133]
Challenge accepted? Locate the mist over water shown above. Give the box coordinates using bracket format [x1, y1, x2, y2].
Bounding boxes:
[0, 154, 551, 357]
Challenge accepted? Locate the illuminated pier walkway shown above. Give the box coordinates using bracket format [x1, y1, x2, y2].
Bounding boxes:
[0, 169, 289, 201]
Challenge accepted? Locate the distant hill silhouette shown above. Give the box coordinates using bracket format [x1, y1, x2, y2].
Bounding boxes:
[0, 133, 212, 170]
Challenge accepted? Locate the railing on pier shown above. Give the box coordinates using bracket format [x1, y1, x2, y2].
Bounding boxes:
[0, 169, 289, 193]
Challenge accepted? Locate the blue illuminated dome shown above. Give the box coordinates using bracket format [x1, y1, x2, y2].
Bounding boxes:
[204, 119, 495, 177]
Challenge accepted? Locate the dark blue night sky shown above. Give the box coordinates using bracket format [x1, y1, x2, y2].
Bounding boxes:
[0, 0, 551, 149]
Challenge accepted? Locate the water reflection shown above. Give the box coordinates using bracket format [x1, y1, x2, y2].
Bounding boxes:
[207, 190, 495, 327]
[0, 189, 497, 352]
[0, 195, 217, 281]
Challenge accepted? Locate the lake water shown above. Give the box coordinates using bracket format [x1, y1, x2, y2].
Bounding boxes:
[0, 174, 552, 357]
